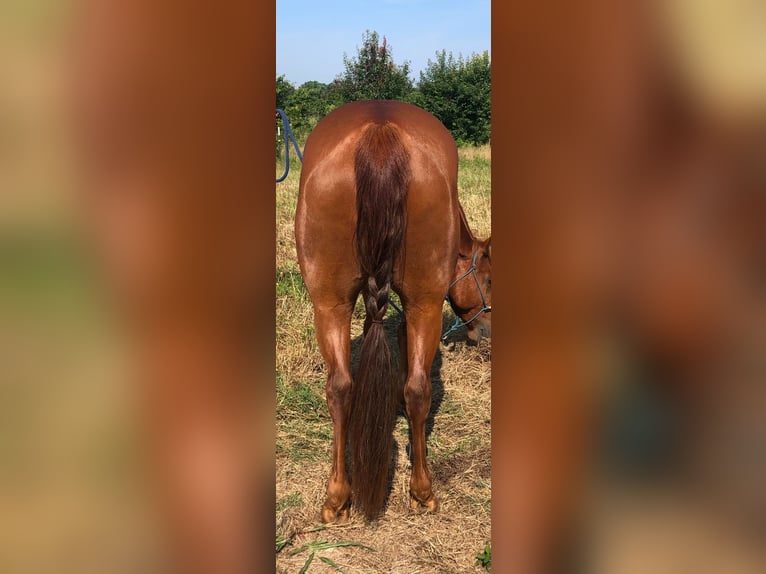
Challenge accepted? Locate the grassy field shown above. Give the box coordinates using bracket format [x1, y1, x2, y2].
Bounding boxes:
[275, 145, 492, 573]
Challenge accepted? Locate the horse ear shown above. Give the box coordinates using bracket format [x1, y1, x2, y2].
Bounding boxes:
[484, 236, 491, 259]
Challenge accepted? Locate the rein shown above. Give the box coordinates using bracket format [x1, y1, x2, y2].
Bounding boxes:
[384, 248, 491, 342]
[276, 108, 303, 183]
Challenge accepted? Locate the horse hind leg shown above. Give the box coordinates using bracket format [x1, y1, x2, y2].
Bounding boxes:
[403, 304, 443, 513]
[313, 302, 355, 523]
[397, 319, 408, 409]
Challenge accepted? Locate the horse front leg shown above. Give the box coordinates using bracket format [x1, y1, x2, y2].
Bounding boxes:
[313, 303, 354, 523]
[403, 304, 443, 512]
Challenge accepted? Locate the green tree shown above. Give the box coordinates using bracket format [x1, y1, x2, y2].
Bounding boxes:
[276, 75, 295, 110]
[323, 79, 346, 109]
[287, 81, 341, 137]
[337, 30, 413, 102]
[277, 79, 344, 142]
[414, 50, 491, 145]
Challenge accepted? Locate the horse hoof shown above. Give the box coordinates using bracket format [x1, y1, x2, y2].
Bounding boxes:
[321, 503, 350, 524]
[409, 492, 439, 513]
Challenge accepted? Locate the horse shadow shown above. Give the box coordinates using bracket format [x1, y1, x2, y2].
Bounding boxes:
[347, 309, 466, 509]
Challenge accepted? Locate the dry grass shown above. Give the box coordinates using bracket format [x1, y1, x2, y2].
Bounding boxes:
[275, 145, 492, 573]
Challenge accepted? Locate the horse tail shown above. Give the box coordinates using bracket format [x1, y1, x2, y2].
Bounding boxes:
[349, 121, 410, 519]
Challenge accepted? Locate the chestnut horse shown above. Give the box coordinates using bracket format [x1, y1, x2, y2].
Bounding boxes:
[295, 101, 491, 521]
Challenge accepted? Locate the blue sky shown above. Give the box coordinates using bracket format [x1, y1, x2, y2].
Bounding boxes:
[277, 0, 490, 86]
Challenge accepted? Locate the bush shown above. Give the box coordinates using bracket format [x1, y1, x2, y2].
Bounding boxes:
[413, 51, 491, 146]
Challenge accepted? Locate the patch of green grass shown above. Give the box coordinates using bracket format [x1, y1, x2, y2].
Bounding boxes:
[353, 297, 366, 319]
[289, 539, 375, 574]
[277, 378, 325, 419]
[436, 393, 466, 416]
[467, 494, 492, 513]
[276, 523, 375, 573]
[459, 155, 491, 172]
[301, 324, 316, 345]
[476, 543, 491, 571]
[277, 491, 303, 512]
[281, 437, 328, 461]
[276, 269, 307, 299]
[429, 435, 483, 465]
[276, 535, 291, 554]
[276, 375, 331, 461]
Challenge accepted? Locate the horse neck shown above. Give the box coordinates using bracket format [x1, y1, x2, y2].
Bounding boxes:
[457, 202, 477, 259]
[448, 204, 479, 307]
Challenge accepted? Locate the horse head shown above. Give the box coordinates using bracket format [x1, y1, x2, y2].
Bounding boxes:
[448, 235, 491, 343]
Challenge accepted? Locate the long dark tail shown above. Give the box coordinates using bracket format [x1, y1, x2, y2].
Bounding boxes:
[349, 121, 410, 520]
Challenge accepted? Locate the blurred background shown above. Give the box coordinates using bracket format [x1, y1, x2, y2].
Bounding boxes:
[0, 1, 161, 571]
[496, 1, 766, 572]
[593, 3, 766, 571]
[2, 1, 766, 573]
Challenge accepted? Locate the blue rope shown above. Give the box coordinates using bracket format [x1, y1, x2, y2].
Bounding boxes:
[276, 108, 303, 183]
[388, 296, 404, 317]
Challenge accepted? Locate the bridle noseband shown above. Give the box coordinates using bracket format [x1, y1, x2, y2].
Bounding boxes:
[442, 248, 491, 341]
